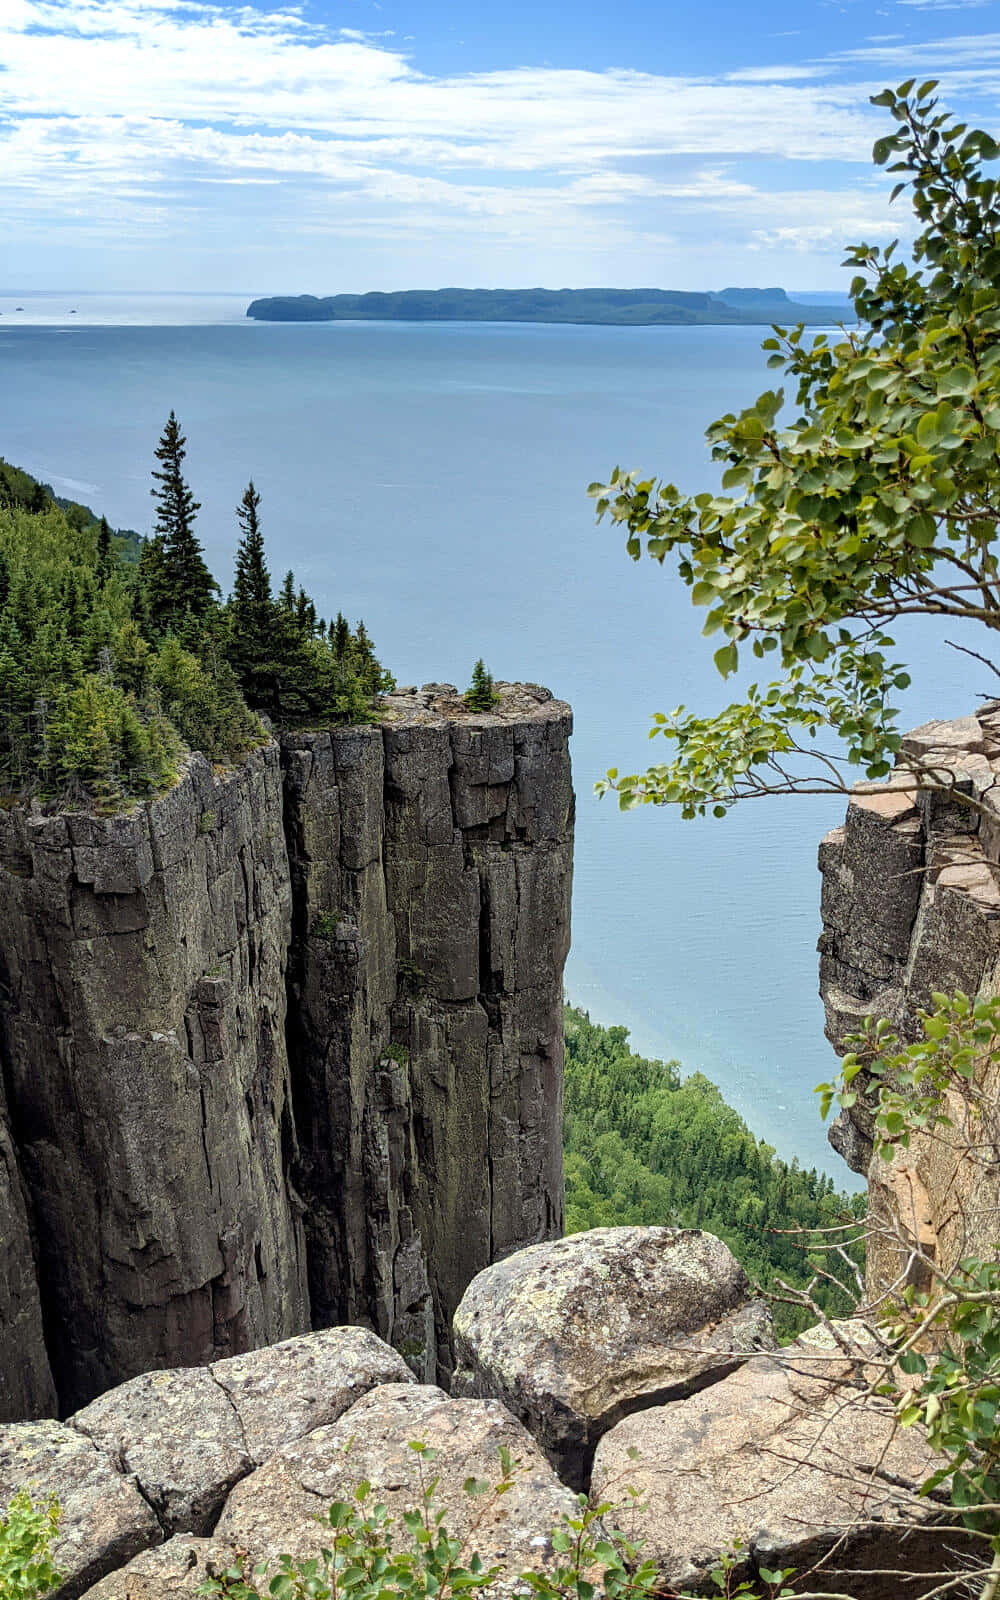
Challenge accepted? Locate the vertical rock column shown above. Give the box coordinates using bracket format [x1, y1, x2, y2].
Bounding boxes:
[0, 744, 309, 1413]
[818, 708, 1000, 1298]
[0, 1071, 56, 1420]
[283, 684, 573, 1381]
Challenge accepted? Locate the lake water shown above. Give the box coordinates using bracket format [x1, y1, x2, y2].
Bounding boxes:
[0, 297, 982, 1181]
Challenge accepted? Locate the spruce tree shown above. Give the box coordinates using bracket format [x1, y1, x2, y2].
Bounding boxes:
[333, 612, 350, 661]
[280, 571, 296, 613]
[95, 517, 113, 586]
[228, 481, 278, 713]
[147, 412, 216, 629]
[232, 482, 271, 612]
[464, 659, 498, 712]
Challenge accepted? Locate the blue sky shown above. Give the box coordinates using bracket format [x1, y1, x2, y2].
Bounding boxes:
[5, 0, 1000, 292]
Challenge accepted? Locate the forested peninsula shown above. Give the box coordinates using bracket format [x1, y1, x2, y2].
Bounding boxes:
[246, 286, 850, 325]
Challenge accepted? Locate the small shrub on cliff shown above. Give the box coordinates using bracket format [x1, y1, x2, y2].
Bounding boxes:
[464, 661, 499, 714]
[0, 1493, 61, 1600]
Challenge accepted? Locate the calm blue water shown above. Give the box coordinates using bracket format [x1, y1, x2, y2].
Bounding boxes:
[0, 302, 983, 1181]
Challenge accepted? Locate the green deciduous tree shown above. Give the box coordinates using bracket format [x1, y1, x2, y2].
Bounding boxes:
[590, 81, 1000, 818]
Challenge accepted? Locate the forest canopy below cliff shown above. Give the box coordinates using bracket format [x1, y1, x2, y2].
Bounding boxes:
[563, 1005, 863, 1339]
[246, 286, 850, 326]
[0, 431, 391, 806]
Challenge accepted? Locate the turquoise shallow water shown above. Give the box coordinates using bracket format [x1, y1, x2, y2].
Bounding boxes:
[0, 306, 982, 1181]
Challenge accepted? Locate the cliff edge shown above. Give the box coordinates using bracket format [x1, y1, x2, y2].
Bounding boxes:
[0, 682, 572, 1418]
[818, 703, 1000, 1298]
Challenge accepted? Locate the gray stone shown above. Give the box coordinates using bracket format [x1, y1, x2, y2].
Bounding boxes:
[452, 1226, 775, 1489]
[0, 1077, 56, 1421]
[80, 1537, 243, 1600]
[591, 1323, 969, 1600]
[215, 1383, 579, 1582]
[282, 687, 572, 1382]
[66, 1328, 415, 1536]
[71, 1368, 248, 1535]
[0, 745, 308, 1411]
[211, 1326, 415, 1464]
[0, 1420, 160, 1599]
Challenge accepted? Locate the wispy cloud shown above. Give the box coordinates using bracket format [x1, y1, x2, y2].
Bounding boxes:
[0, 0, 979, 285]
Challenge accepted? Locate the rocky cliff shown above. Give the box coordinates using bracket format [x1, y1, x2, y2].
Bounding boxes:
[0, 683, 572, 1419]
[282, 685, 573, 1381]
[818, 705, 1000, 1298]
[0, 1231, 962, 1600]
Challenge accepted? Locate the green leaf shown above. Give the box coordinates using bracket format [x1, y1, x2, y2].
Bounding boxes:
[713, 643, 738, 678]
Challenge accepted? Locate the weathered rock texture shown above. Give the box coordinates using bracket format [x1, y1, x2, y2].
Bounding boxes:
[818, 706, 1000, 1299]
[283, 684, 572, 1381]
[0, 1328, 413, 1600]
[0, 685, 572, 1417]
[69, 1326, 413, 1533]
[452, 1226, 775, 1489]
[0, 1418, 161, 1599]
[215, 1382, 579, 1583]
[0, 745, 308, 1414]
[591, 1322, 965, 1599]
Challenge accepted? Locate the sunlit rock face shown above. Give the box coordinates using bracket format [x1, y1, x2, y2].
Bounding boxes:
[818, 704, 1000, 1299]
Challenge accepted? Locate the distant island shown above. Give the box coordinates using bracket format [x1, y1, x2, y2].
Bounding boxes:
[245, 286, 852, 327]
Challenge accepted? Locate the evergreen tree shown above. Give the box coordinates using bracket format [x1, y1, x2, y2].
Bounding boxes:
[95, 517, 113, 586]
[464, 658, 498, 712]
[333, 612, 350, 661]
[147, 412, 216, 629]
[232, 482, 270, 613]
[280, 571, 296, 613]
[228, 482, 280, 713]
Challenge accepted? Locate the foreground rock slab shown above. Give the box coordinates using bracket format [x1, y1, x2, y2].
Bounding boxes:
[215, 1382, 579, 1581]
[70, 1328, 414, 1535]
[452, 1226, 774, 1488]
[81, 1539, 243, 1600]
[0, 1420, 160, 1600]
[591, 1323, 969, 1600]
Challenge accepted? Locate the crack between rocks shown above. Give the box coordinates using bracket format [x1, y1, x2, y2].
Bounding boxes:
[65, 1416, 170, 1542]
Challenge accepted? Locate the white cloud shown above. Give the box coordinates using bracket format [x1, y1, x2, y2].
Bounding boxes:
[0, 0, 948, 284]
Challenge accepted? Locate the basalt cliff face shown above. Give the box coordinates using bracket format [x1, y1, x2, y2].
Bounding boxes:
[0, 683, 572, 1419]
[818, 704, 1000, 1298]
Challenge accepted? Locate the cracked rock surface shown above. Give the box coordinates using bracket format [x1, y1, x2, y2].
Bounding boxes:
[0, 744, 308, 1414]
[0, 1419, 160, 1600]
[215, 1382, 579, 1582]
[452, 1225, 775, 1489]
[590, 1322, 965, 1600]
[282, 685, 572, 1382]
[818, 706, 1000, 1298]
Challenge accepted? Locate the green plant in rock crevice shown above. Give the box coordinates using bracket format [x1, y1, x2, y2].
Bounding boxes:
[0, 1492, 61, 1600]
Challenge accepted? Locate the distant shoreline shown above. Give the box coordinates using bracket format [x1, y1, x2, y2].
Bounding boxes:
[246, 286, 853, 328]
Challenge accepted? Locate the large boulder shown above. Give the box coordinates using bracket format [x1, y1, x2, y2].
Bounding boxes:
[215, 1382, 579, 1582]
[452, 1226, 774, 1488]
[70, 1328, 414, 1535]
[590, 1322, 970, 1599]
[0, 1420, 160, 1600]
